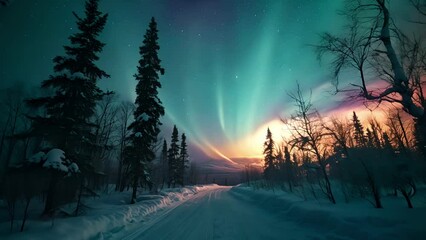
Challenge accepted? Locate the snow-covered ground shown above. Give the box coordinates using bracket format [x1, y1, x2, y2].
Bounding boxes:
[0, 185, 221, 240]
[1, 184, 425, 239]
[231, 185, 426, 240]
[110, 185, 426, 240]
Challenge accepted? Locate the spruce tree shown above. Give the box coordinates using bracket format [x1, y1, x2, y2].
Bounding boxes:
[178, 133, 189, 186]
[27, 0, 108, 153]
[25, 0, 108, 215]
[352, 111, 366, 147]
[284, 146, 293, 192]
[414, 119, 426, 157]
[168, 125, 180, 187]
[127, 17, 165, 204]
[263, 128, 275, 180]
[160, 139, 168, 188]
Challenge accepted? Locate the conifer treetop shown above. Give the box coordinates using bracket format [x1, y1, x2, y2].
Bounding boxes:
[130, 17, 165, 147]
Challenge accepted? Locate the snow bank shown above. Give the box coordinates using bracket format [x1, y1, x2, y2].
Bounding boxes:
[231, 185, 426, 240]
[1, 184, 221, 240]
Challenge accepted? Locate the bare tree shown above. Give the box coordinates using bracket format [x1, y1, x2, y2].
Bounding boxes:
[285, 84, 336, 204]
[386, 110, 413, 151]
[116, 101, 134, 191]
[0, 85, 30, 175]
[316, 0, 426, 152]
[410, 0, 426, 23]
[91, 94, 119, 173]
[188, 161, 199, 185]
[324, 117, 353, 154]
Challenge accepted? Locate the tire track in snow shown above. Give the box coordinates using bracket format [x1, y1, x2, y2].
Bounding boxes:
[114, 186, 314, 240]
[116, 187, 226, 240]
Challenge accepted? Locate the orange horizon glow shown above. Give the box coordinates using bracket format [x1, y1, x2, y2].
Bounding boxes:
[197, 103, 405, 166]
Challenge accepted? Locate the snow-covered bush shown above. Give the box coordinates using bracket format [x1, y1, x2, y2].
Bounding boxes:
[0, 148, 83, 229]
[27, 148, 80, 174]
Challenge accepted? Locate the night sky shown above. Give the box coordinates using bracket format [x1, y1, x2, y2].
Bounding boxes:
[0, 0, 420, 169]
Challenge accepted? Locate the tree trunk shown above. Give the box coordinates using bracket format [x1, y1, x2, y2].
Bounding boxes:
[372, 185, 383, 208]
[7, 199, 15, 232]
[20, 197, 31, 232]
[378, 0, 424, 118]
[130, 174, 138, 204]
[120, 164, 131, 192]
[0, 112, 12, 162]
[115, 156, 123, 191]
[415, 115, 426, 157]
[74, 176, 84, 215]
[401, 190, 414, 208]
[396, 112, 410, 149]
[43, 173, 58, 216]
[318, 156, 336, 204]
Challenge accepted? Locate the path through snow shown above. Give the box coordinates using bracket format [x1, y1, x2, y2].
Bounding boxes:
[109, 186, 319, 240]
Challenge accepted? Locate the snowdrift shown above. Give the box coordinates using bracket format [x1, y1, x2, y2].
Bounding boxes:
[1, 184, 220, 240]
[231, 185, 426, 240]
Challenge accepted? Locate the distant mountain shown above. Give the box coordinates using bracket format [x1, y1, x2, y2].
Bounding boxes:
[193, 156, 262, 185]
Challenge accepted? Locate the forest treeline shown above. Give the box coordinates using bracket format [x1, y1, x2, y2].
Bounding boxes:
[257, 0, 426, 209]
[0, 0, 197, 232]
[260, 88, 424, 209]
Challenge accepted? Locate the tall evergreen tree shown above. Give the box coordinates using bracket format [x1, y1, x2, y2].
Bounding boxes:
[178, 133, 189, 186]
[168, 125, 180, 187]
[160, 139, 168, 188]
[25, 0, 109, 215]
[352, 111, 366, 147]
[263, 128, 275, 180]
[414, 120, 426, 157]
[284, 146, 293, 192]
[127, 17, 165, 204]
[27, 0, 109, 153]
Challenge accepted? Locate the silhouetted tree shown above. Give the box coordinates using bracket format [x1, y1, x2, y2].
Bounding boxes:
[159, 139, 168, 189]
[263, 128, 275, 180]
[365, 128, 375, 148]
[168, 125, 179, 187]
[177, 133, 189, 186]
[283, 146, 294, 192]
[127, 17, 165, 204]
[386, 110, 411, 152]
[352, 112, 366, 147]
[116, 102, 134, 191]
[286, 84, 336, 204]
[369, 118, 383, 148]
[188, 161, 199, 185]
[316, 0, 426, 157]
[25, 0, 109, 215]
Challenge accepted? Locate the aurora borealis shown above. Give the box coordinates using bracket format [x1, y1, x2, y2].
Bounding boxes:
[0, 0, 419, 168]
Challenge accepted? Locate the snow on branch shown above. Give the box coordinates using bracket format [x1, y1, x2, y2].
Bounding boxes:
[28, 148, 80, 174]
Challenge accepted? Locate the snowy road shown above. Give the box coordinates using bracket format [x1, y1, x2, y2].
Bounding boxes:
[111, 186, 317, 240]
